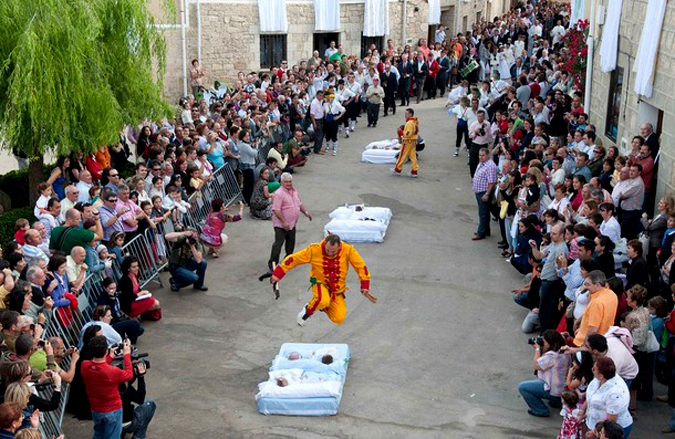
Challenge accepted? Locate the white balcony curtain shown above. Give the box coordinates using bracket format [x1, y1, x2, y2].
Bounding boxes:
[315, 0, 340, 31]
[428, 0, 441, 25]
[363, 0, 389, 37]
[599, 0, 623, 72]
[633, 0, 666, 97]
[570, 0, 585, 26]
[259, 0, 288, 33]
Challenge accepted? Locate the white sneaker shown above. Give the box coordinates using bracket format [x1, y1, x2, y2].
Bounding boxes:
[390, 168, 401, 176]
[297, 306, 307, 326]
[345, 131, 350, 138]
[333, 150, 337, 156]
[407, 172, 418, 178]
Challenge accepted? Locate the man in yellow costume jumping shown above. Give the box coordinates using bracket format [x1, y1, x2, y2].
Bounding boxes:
[392, 107, 419, 178]
[270, 234, 377, 326]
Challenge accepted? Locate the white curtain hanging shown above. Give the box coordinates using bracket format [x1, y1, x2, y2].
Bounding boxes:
[633, 0, 666, 97]
[570, 0, 585, 26]
[363, 0, 389, 37]
[428, 0, 441, 25]
[599, 0, 623, 72]
[315, 0, 340, 31]
[259, 0, 288, 33]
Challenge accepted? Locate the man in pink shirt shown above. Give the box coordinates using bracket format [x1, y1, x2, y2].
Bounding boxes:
[268, 173, 312, 271]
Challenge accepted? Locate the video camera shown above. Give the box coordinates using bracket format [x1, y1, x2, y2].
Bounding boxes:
[110, 344, 151, 374]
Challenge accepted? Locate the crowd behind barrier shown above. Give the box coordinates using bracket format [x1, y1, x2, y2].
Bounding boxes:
[25, 162, 242, 437]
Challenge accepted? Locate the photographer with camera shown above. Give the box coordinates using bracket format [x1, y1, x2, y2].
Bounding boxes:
[165, 229, 208, 292]
[81, 336, 133, 439]
[120, 361, 156, 439]
[517, 330, 571, 417]
[468, 109, 492, 177]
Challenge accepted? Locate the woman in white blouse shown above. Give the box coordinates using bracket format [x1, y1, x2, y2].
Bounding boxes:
[581, 356, 633, 438]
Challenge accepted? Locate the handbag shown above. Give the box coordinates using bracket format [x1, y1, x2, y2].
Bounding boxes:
[644, 330, 661, 353]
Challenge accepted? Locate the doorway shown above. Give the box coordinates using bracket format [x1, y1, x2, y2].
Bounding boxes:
[313, 33, 340, 58]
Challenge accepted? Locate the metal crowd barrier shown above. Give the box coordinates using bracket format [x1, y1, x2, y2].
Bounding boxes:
[35, 161, 242, 437]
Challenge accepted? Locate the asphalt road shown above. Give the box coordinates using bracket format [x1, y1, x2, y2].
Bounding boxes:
[63, 98, 668, 439]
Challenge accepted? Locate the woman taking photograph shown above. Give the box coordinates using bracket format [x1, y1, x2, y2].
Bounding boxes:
[517, 330, 571, 417]
[118, 256, 162, 321]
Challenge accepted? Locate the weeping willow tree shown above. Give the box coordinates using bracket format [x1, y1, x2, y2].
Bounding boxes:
[0, 0, 174, 203]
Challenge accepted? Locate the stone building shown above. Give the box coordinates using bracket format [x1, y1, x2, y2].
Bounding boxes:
[150, 0, 509, 102]
[587, 0, 674, 208]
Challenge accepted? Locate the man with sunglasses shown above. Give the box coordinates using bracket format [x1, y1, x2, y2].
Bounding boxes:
[98, 189, 128, 243]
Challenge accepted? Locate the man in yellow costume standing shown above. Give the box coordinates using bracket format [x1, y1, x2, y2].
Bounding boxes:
[270, 234, 377, 326]
[392, 107, 419, 178]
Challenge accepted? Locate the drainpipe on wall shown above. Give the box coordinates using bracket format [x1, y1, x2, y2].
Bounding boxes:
[584, 0, 595, 114]
[402, 0, 408, 47]
[197, 0, 202, 64]
[455, 0, 461, 34]
[180, 0, 188, 97]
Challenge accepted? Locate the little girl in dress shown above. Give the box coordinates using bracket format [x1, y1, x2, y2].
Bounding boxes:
[557, 390, 582, 439]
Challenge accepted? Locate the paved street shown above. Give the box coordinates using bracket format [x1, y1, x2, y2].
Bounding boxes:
[64, 99, 667, 438]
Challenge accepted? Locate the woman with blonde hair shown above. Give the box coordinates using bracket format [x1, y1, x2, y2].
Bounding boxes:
[4, 382, 31, 429]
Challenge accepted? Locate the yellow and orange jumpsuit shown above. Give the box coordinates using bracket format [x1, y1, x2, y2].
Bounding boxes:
[272, 239, 370, 325]
[394, 116, 419, 175]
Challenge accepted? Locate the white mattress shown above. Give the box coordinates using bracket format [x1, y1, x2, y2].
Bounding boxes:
[324, 205, 392, 243]
[361, 139, 400, 164]
[256, 343, 350, 416]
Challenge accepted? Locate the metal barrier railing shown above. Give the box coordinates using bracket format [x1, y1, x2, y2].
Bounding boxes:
[34, 161, 242, 436]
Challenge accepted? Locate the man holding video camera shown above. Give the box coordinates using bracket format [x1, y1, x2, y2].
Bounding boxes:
[120, 361, 156, 439]
[81, 336, 133, 439]
[165, 229, 208, 292]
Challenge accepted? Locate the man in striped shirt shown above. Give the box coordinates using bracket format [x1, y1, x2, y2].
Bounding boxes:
[472, 147, 497, 241]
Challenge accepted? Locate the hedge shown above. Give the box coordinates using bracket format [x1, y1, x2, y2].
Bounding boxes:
[0, 207, 34, 247]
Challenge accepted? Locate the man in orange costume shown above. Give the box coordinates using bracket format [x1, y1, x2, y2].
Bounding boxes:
[392, 108, 420, 177]
[271, 234, 377, 326]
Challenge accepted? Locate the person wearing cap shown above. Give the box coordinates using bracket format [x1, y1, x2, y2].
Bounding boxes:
[365, 77, 384, 128]
[322, 91, 346, 157]
[309, 90, 326, 154]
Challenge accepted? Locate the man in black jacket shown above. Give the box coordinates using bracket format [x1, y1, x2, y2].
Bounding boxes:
[120, 362, 157, 439]
[413, 53, 428, 104]
[397, 53, 414, 106]
[381, 63, 398, 116]
[436, 50, 451, 97]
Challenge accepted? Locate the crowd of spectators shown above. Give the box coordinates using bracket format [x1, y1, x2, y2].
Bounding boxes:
[443, 0, 669, 437]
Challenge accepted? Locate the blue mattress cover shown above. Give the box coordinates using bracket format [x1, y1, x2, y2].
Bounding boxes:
[257, 343, 350, 416]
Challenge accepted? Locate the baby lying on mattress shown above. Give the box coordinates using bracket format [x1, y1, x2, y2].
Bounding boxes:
[256, 367, 344, 399]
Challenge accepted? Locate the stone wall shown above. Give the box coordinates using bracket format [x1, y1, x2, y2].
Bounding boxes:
[589, 0, 675, 208]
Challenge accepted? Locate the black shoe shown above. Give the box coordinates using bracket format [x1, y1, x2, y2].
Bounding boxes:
[497, 240, 507, 246]
[169, 278, 179, 292]
[498, 242, 509, 249]
[194, 285, 209, 292]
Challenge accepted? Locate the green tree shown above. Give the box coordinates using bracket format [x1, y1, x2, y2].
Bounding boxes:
[0, 0, 173, 202]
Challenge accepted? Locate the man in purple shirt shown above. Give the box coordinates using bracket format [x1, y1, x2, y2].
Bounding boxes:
[268, 173, 312, 271]
[472, 147, 498, 241]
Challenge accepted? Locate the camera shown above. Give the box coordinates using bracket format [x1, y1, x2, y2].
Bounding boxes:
[186, 236, 197, 245]
[110, 344, 151, 372]
[527, 336, 544, 347]
[478, 128, 486, 137]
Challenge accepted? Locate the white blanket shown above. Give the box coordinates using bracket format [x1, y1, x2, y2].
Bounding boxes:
[362, 139, 400, 164]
